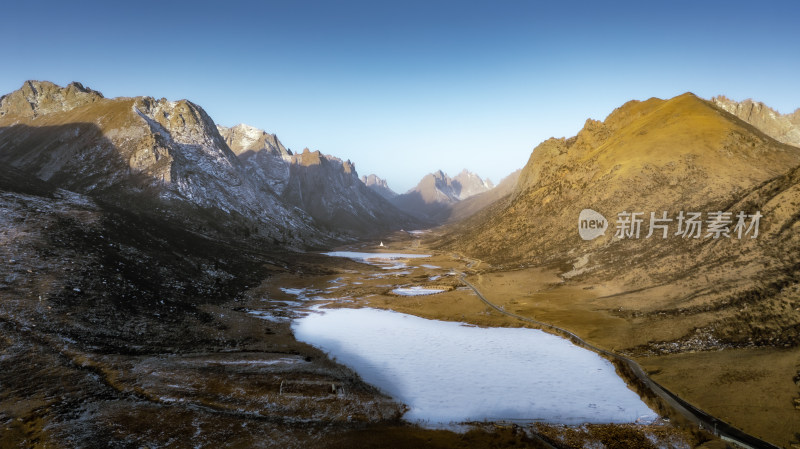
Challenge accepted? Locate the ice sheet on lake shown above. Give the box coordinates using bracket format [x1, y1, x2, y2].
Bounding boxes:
[323, 251, 430, 271]
[391, 286, 446, 296]
[292, 308, 657, 427]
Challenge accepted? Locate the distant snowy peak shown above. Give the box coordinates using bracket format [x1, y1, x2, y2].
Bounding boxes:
[389, 169, 494, 222]
[361, 174, 397, 199]
[407, 169, 493, 202]
[452, 169, 494, 199]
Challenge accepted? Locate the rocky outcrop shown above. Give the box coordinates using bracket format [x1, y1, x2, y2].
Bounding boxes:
[361, 174, 397, 200]
[218, 123, 291, 158]
[712, 95, 800, 148]
[0, 80, 103, 118]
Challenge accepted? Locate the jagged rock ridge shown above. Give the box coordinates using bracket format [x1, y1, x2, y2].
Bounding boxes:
[361, 174, 397, 200]
[712, 95, 800, 148]
[283, 149, 418, 235]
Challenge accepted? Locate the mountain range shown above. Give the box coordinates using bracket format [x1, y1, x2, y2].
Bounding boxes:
[0, 81, 419, 246]
[2, 81, 799, 446]
[431, 92, 800, 445]
[370, 169, 495, 222]
[712, 95, 800, 147]
[436, 91, 800, 360]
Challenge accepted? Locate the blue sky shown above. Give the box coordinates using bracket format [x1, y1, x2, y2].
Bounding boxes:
[3, 0, 799, 192]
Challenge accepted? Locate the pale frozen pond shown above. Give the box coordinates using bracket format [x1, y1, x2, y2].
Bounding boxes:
[292, 307, 657, 427]
[391, 286, 446, 296]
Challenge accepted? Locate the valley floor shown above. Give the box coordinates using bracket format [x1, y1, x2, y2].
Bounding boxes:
[275, 230, 798, 448]
[1, 198, 796, 448]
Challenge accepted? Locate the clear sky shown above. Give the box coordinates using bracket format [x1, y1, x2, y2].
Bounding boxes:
[3, 0, 799, 192]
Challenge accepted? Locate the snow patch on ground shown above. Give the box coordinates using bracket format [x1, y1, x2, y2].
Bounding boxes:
[279, 287, 324, 301]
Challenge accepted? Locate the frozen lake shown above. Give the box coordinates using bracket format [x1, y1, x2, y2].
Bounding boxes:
[292, 307, 657, 427]
[391, 286, 446, 296]
[323, 251, 431, 270]
[322, 251, 431, 261]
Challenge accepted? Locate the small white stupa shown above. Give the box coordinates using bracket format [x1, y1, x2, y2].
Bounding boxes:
[379, 241, 385, 247]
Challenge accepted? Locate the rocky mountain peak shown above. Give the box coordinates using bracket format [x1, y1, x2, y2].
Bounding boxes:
[133, 97, 226, 148]
[441, 92, 800, 266]
[390, 168, 494, 222]
[712, 95, 800, 147]
[361, 174, 397, 200]
[217, 123, 291, 159]
[453, 169, 494, 196]
[293, 148, 324, 166]
[0, 80, 104, 118]
[361, 173, 390, 188]
[342, 159, 355, 174]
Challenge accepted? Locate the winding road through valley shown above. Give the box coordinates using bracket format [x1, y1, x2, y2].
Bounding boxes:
[455, 255, 780, 449]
